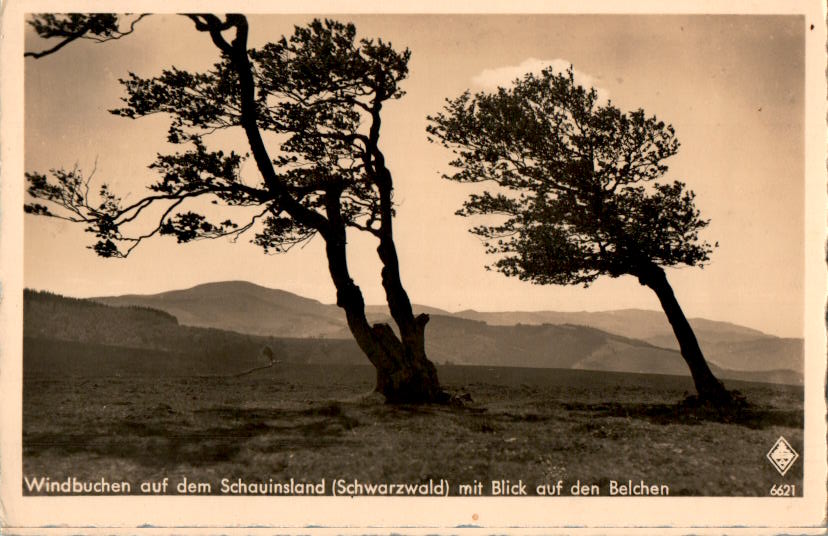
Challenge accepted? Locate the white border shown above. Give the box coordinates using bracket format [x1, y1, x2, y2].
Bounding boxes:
[2, 0, 826, 531]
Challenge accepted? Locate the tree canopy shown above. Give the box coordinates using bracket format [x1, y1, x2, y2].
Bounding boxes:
[427, 66, 715, 285]
[27, 18, 409, 259]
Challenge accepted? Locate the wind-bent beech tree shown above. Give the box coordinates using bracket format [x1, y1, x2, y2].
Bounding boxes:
[427, 66, 733, 404]
[25, 14, 447, 403]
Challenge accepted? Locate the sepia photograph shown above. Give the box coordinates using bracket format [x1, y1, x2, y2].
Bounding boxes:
[1, 1, 826, 532]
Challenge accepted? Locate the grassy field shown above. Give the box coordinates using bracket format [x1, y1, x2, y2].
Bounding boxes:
[23, 364, 803, 496]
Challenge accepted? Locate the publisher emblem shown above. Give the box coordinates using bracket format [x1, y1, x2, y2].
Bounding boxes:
[767, 436, 799, 476]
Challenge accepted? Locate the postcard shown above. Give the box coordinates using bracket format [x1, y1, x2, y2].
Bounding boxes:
[1, 1, 825, 533]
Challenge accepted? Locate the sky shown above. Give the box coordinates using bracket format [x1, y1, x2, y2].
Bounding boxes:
[23, 14, 806, 337]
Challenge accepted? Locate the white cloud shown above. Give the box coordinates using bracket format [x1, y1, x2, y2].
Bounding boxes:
[471, 57, 609, 103]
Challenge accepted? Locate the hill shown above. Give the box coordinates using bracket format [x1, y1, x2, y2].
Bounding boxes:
[454, 308, 766, 343]
[92, 281, 802, 377]
[422, 315, 801, 383]
[24, 290, 365, 377]
[25, 289, 801, 384]
[95, 281, 453, 339]
[454, 309, 803, 374]
[94, 280, 347, 339]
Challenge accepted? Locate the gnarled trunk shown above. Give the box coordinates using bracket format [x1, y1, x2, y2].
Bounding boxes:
[368, 318, 445, 403]
[324, 195, 445, 404]
[636, 263, 731, 404]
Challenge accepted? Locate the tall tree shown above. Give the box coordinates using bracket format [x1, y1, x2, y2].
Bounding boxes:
[427, 66, 733, 404]
[25, 14, 446, 403]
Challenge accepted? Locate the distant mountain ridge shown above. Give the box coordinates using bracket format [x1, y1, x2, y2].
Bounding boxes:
[26, 288, 801, 385]
[91, 280, 803, 377]
[94, 282, 802, 376]
[24, 289, 365, 377]
[95, 281, 347, 339]
[454, 308, 768, 343]
[95, 281, 452, 339]
[454, 309, 803, 375]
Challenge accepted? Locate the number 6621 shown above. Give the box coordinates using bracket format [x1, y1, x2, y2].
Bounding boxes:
[769, 484, 796, 496]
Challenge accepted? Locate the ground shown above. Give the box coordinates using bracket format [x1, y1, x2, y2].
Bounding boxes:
[22, 364, 803, 496]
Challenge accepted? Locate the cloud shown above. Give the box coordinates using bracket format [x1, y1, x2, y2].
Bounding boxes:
[471, 58, 609, 103]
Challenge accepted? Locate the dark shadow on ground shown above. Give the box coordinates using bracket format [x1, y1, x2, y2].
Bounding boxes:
[560, 400, 803, 429]
[24, 402, 361, 468]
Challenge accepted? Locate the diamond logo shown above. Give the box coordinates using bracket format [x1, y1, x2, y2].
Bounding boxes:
[767, 436, 799, 476]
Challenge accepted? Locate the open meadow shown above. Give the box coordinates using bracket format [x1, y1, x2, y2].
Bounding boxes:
[23, 364, 803, 496]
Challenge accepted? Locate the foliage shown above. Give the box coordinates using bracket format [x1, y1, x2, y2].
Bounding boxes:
[26, 18, 409, 258]
[25, 14, 149, 59]
[427, 66, 715, 285]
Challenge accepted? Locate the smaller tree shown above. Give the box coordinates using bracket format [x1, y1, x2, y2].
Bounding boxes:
[427, 66, 733, 404]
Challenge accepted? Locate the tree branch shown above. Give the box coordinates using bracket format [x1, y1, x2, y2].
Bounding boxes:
[25, 31, 86, 59]
[25, 14, 151, 59]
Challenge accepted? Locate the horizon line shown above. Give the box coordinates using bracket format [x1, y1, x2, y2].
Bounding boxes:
[23, 280, 800, 339]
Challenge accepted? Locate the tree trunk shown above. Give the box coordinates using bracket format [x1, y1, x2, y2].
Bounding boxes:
[201, 17, 444, 404]
[369, 319, 445, 404]
[347, 100, 447, 404]
[636, 263, 732, 404]
[373, 166, 445, 403]
[324, 195, 446, 404]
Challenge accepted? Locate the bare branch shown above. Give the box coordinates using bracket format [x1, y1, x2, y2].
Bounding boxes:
[25, 14, 150, 59]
